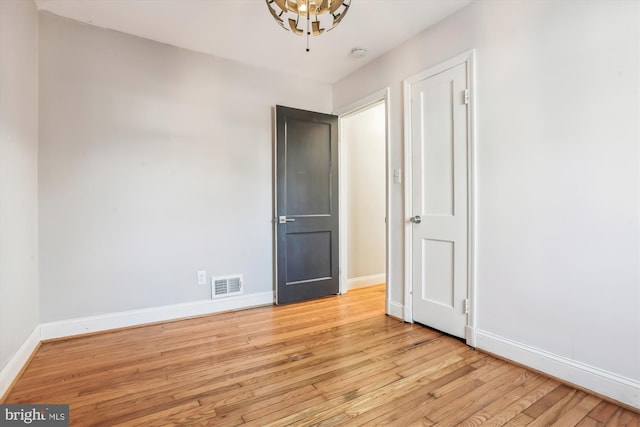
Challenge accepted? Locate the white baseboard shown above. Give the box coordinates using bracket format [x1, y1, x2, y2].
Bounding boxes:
[388, 301, 404, 320]
[0, 326, 40, 399]
[475, 329, 640, 409]
[347, 273, 385, 290]
[40, 292, 273, 340]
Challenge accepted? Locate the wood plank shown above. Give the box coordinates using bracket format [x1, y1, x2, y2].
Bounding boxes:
[590, 400, 624, 423]
[457, 370, 547, 426]
[575, 416, 604, 427]
[340, 365, 478, 426]
[523, 384, 574, 418]
[476, 377, 560, 426]
[504, 413, 535, 426]
[605, 408, 640, 427]
[3, 285, 638, 426]
[428, 364, 525, 424]
[526, 389, 586, 426]
[553, 394, 603, 426]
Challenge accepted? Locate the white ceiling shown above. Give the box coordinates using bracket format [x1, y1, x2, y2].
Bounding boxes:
[34, 0, 472, 83]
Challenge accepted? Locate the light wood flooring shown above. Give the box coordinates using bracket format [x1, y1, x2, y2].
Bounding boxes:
[3, 285, 639, 426]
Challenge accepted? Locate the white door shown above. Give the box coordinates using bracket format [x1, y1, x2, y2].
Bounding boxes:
[408, 60, 469, 339]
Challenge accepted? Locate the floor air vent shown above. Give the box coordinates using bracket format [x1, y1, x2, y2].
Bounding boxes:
[211, 275, 243, 299]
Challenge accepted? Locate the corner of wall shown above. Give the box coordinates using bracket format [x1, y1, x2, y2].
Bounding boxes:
[0, 0, 41, 386]
[0, 326, 40, 401]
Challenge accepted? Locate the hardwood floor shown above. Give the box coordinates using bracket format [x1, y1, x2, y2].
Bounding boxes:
[4, 285, 638, 426]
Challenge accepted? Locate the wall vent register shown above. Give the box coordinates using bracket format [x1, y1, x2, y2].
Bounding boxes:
[211, 275, 243, 299]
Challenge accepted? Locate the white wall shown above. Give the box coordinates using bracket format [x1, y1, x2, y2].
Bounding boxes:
[38, 12, 332, 322]
[343, 103, 386, 286]
[333, 0, 639, 406]
[0, 0, 40, 373]
[2, 0, 638, 408]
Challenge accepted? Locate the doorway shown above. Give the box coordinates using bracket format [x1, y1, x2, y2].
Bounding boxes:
[337, 89, 390, 312]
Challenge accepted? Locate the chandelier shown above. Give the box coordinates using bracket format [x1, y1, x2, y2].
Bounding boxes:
[265, 0, 352, 52]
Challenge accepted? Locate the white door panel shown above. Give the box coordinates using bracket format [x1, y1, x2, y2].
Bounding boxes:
[421, 239, 455, 308]
[410, 61, 469, 338]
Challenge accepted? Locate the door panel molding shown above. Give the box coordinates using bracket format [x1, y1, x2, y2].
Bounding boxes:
[403, 50, 476, 345]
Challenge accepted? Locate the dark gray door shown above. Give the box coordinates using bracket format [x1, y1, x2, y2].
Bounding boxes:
[275, 105, 339, 304]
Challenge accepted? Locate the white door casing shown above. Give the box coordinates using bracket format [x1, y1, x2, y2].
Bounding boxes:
[404, 51, 475, 341]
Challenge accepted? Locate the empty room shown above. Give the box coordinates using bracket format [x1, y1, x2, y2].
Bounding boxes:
[1, 0, 638, 425]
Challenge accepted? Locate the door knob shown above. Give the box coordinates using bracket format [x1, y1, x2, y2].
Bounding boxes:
[278, 216, 295, 224]
[410, 215, 422, 224]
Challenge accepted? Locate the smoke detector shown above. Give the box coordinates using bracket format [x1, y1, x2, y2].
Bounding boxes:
[350, 48, 367, 58]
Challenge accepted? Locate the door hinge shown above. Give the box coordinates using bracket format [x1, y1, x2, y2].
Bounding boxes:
[463, 89, 469, 105]
[463, 299, 470, 314]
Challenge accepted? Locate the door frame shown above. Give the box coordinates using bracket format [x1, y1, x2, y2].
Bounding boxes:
[334, 88, 391, 314]
[403, 50, 477, 345]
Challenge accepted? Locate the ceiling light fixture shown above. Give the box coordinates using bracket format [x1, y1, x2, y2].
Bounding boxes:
[266, 0, 352, 52]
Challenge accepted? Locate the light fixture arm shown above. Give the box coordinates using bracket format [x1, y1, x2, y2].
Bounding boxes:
[306, 0, 310, 52]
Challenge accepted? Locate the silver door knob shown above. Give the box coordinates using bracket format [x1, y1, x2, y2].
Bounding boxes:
[278, 216, 295, 224]
[410, 215, 421, 224]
